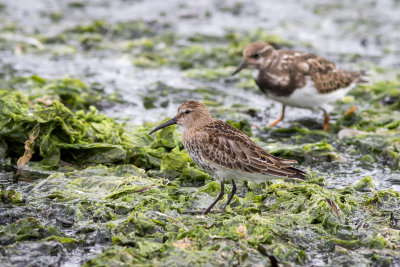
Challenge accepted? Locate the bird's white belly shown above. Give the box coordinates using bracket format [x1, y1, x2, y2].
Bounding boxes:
[208, 162, 277, 184]
[266, 79, 355, 110]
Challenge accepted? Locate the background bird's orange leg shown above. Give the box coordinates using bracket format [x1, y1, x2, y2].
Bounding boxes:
[269, 105, 286, 127]
[322, 109, 330, 131]
[344, 105, 357, 116]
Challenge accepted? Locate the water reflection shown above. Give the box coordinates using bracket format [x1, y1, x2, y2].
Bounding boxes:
[0, 164, 49, 185]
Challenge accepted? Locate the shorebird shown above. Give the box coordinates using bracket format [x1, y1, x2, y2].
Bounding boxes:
[149, 100, 306, 215]
[232, 42, 365, 131]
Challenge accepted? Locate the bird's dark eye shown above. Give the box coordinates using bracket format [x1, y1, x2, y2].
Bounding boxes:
[185, 110, 190, 114]
[250, 54, 259, 59]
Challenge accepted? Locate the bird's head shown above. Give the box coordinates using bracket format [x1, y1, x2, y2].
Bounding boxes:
[149, 100, 212, 134]
[232, 42, 274, 76]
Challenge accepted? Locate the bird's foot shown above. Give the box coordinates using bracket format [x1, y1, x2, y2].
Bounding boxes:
[269, 106, 285, 127]
[268, 118, 283, 127]
[323, 121, 329, 132]
[344, 105, 357, 116]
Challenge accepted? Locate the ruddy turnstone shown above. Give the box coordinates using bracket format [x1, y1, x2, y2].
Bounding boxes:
[232, 42, 365, 131]
[149, 100, 306, 215]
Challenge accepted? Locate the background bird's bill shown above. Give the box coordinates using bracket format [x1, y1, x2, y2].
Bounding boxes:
[231, 60, 247, 76]
[149, 116, 177, 134]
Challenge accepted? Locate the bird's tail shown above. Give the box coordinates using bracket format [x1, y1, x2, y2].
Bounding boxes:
[287, 166, 308, 180]
[269, 154, 308, 180]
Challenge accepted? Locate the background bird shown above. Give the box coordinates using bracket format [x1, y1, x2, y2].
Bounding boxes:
[232, 41, 365, 131]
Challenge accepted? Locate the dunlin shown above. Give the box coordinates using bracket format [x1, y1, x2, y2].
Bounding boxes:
[149, 100, 306, 215]
[232, 42, 365, 131]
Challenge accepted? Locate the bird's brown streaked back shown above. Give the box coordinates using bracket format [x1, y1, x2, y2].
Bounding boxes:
[300, 54, 363, 94]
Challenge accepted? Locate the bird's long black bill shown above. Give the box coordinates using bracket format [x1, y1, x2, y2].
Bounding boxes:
[231, 60, 247, 76]
[149, 116, 177, 134]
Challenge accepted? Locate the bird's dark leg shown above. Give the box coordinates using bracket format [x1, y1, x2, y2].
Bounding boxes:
[269, 105, 286, 127]
[203, 181, 225, 215]
[222, 180, 237, 211]
[321, 108, 330, 131]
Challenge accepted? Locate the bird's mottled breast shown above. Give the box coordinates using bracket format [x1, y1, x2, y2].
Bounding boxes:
[256, 51, 307, 97]
[182, 130, 216, 174]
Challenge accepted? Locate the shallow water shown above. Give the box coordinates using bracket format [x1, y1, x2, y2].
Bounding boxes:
[1, 0, 400, 266]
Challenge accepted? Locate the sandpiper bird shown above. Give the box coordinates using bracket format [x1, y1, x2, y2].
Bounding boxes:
[149, 100, 306, 215]
[232, 42, 365, 131]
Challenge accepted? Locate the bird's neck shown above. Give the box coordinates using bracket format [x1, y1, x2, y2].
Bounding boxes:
[181, 117, 213, 136]
[259, 48, 278, 70]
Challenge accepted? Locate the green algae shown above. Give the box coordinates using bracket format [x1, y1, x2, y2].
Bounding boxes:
[0, 188, 24, 204]
[0, 81, 191, 171]
[185, 67, 236, 81]
[0, 91, 129, 168]
[264, 140, 341, 163]
[335, 80, 400, 131]
[2, 81, 398, 265]
[0, 75, 113, 111]
[36, 18, 291, 74]
[332, 79, 400, 170]
[176, 29, 291, 76]
[353, 176, 375, 192]
[0, 217, 67, 245]
[1, 83, 400, 265]
[5, 165, 397, 266]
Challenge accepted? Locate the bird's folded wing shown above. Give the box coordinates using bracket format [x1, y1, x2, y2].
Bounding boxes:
[298, 53, 362, 93]
[198, 121, 306, 179]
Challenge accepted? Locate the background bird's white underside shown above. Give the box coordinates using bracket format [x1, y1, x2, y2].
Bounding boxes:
[261, 76, 355, 111]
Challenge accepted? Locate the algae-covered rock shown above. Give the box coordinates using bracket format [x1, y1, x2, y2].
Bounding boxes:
[0, 218, 44, 244]
[340, 133, 400, 170]
[0, 91, 130, 168]
[353, 176, 375, 192]
[75, 166, 399, 266]
[0, 75, 109, 111]
[0, 188, 25, 204]
[160, 146, 192, 178]
[266, 140, 341, 162]
[1, 159, 400, 266]
[331, 79, 400, 170]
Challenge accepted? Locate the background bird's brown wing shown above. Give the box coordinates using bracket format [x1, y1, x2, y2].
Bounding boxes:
[295, 53, 363, 94]
[196, 120, 306, 180]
